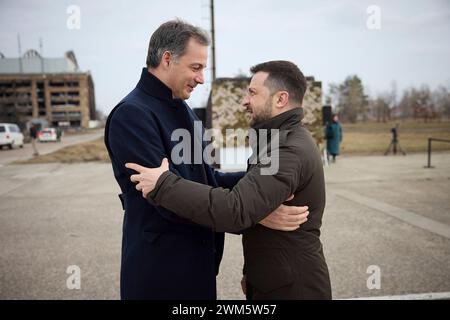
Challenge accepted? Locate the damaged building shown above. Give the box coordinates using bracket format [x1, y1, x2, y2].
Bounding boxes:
[0, 50, 96, 129]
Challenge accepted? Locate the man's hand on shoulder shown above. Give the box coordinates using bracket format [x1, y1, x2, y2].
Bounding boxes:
[126, 158, 169, 198]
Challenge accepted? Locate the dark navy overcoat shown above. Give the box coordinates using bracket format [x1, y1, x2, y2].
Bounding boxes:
[105, 68, 243, 300]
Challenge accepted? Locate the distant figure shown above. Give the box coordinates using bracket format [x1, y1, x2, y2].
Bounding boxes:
[326, 114, 342, 163]
[29, 124, 39, 156]
[384, 123, 406, 156]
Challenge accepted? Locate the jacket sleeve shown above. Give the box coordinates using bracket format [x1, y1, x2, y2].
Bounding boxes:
[108, 103, 199, 226]
[147, 144, 301, 232]
[213, 169, 247, 234]
[213, 170, 246, 189]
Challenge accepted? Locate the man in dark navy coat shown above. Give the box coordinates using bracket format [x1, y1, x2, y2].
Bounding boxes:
[105, 20, 309, 300]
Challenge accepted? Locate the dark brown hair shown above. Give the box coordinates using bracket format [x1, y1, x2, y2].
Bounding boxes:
[250, 60, 307, 105]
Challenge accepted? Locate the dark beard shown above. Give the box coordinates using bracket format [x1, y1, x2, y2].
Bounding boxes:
[250, 99, 273, 127]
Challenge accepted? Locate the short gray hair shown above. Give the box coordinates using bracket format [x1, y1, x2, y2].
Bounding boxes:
[146, 19, 210, 68]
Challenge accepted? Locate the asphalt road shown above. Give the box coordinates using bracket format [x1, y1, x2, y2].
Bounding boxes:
[0, 152, 449, 299]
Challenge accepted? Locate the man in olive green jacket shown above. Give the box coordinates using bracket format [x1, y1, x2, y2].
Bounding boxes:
[126, 60, 332, 300]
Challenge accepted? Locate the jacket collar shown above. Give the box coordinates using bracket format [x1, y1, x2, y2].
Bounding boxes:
[252, 107, 304, 131]
[136, 67, 181, 103]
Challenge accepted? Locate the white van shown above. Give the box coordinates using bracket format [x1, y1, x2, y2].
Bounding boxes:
[0, 123, 24, 149]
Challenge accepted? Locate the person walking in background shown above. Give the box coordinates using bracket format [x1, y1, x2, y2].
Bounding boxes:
[29, 123, 39, 156]
[326, 114, 342, 163]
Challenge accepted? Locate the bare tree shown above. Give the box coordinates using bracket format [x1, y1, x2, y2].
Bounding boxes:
[433, 86, 450, 120]
[398, 86, 440, 122]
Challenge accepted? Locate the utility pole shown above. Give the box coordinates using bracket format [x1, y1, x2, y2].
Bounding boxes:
[39, 37, 44, 73]
[210, 0, 216, 82]
[17, 34, 23, 73]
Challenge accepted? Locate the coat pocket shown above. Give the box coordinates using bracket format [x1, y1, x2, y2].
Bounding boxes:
[245, 248, 294, 294]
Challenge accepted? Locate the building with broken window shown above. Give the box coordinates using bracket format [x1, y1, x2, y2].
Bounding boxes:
[0, 50, 96, 130]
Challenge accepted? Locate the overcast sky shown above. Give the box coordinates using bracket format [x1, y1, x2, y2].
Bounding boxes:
[1, 0, 449, 113]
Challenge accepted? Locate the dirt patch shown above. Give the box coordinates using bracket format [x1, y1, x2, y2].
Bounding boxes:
[14, 137, 110, 164]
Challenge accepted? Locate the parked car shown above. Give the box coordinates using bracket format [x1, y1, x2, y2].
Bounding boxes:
[0, 123, 24, 149]
[38, 128, 62, 142]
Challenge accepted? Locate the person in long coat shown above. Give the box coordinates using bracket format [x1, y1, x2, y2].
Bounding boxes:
[326, 114, 343, 162]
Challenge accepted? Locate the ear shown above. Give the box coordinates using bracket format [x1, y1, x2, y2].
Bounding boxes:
[161, 51, 172, 68]
[274, 91, 289, 109]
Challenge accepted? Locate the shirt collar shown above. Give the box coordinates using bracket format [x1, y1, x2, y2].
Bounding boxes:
[252, 107, 304, 131]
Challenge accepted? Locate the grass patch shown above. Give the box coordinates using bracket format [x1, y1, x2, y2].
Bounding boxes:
[341, 120, 450, 154]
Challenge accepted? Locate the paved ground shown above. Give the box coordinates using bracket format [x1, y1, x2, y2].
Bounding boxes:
[0, 130, 104, 166]
[0, 152, 449, 299]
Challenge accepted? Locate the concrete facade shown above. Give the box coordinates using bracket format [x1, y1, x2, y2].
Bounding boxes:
[0, 51, 95, 129]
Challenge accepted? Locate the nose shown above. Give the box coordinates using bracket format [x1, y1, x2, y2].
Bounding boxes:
[242, 94, 250, 107]
[195, 71, 205, 85]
